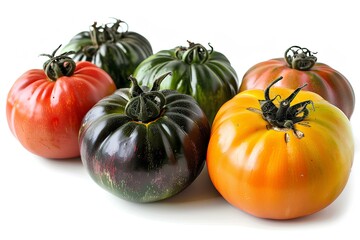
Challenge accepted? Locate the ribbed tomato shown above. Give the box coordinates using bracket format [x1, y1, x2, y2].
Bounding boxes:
[79, 73, 210, 202]
[6, 46, 116, 159]
[207, 77, 354, 219]
[133, 41, 239, 124]
[239, 46, 355, 118]
[61, 19, 153, 89]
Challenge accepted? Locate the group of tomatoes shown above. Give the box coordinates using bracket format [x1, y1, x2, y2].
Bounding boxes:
[6, 19, 355, 220]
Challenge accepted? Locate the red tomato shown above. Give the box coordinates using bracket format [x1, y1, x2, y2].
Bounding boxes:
[6, 47, 116, 159]
[240, 46, 355, 118]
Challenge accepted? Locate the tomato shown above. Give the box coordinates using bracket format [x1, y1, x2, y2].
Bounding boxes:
[207, 76, 354, 219]
[133, 41, 239, 124]
[6, 46, 116, 159]
[61, 19, 153, 88]
[239, 46, 355, 118]
[79, 73, 210, 202]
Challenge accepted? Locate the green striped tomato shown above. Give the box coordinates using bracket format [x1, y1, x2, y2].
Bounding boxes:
[133, 41, 239, 124]
[61, 19, 152, 88]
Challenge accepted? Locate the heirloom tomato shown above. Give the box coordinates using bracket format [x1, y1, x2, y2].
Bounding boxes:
[6, 46, 116, 159]
[239, 46, 355, 118]
[133, 41, 239, 124]
[79, 73, 210, 202]
[61, 18, 153, 88]
[207, 77, 354, 219]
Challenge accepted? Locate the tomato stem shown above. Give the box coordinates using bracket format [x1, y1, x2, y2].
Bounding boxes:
[284, 46, 318, 70]
[83, 19, 128, 57]
[248, 76, 314, 141]
[125, 73, 171, 123]
[40, 45, 76, 81]
[175, 41, 212, 64]
[108, 18, 128, 36]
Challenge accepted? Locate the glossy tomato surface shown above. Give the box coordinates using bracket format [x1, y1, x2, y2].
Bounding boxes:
[133, 41, 238, 124]
[6, 61, 116, 159]
[239, 46, 355, 118]
[79, 76, 210, 202]
[207, 83, 354, 219]
[62, 19, 153, 88]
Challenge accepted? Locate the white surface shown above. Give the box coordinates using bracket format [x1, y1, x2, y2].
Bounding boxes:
[1, 1, 359, 239]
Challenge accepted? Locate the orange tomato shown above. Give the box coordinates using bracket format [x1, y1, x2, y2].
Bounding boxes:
[207, 78, 354, 219]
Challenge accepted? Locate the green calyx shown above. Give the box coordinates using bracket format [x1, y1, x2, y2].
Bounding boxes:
[125, 72, 171, 123]
[248, 76, 314, 142]
[40, 45, 76, 81]
[175, 40, 213, 64]
[284, 46, 318, 70]
[83, 18, 128, 57]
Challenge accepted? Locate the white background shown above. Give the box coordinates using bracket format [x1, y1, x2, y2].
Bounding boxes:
[1, 0, 359, 239]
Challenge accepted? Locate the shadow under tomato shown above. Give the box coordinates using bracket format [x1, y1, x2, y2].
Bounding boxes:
[105, 168, 354, 227]
[156, 166, 355, 226]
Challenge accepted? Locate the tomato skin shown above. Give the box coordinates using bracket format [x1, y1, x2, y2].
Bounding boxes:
[240, 53, 355, 118]
[79, 85, 210, 202]
[62, 19, 153, 89]
[6, 61, 116, 159]
[133, 42, 238, 125]
[207, 87, 354, 219]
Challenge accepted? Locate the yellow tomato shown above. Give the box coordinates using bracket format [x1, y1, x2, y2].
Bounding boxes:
[207, 78, 354, 219]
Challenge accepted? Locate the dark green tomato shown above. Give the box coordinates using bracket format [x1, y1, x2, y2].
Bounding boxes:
[79, 83, 210, 202]
[133, 41, 239, 124]
[61, 20, 152, 88]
